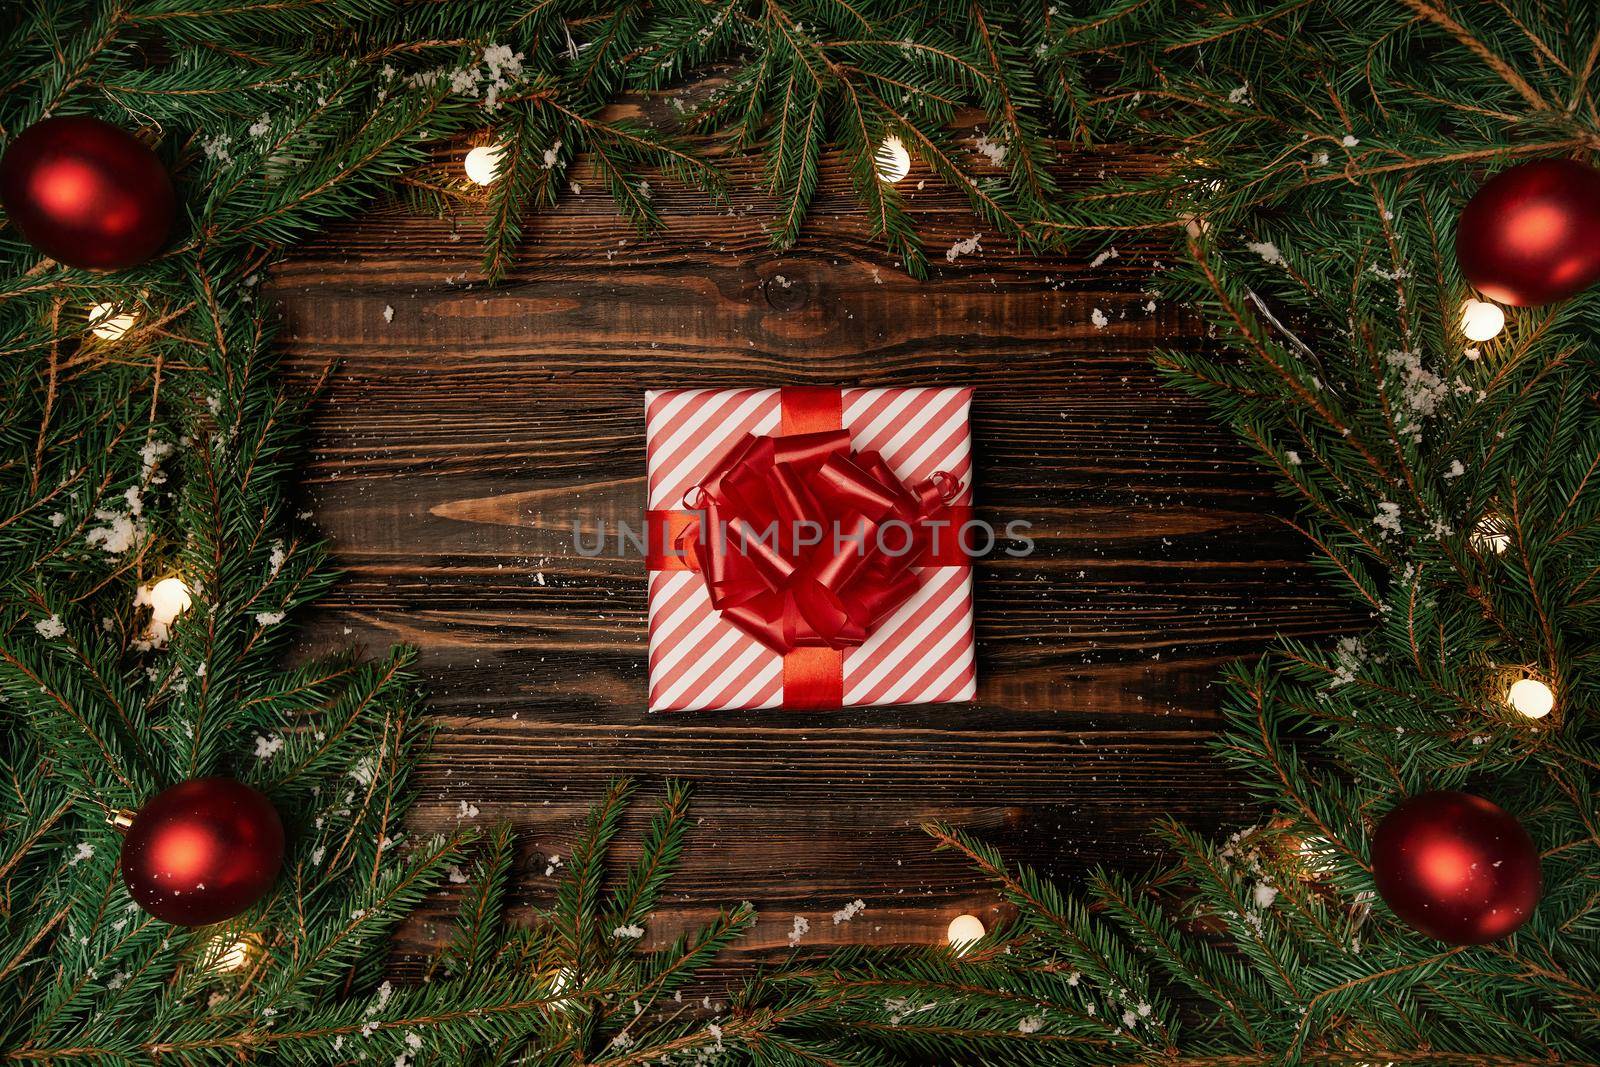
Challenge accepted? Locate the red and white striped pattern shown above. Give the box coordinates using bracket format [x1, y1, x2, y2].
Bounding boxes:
[646, 387, 975, 711]
[646, 388, 780, 511]
[842, 386, 973, 505]
[648, 570, 784, 711]
[842, 565, 975, 706]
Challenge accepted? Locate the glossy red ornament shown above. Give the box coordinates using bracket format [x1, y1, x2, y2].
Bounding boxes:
[119, 778, 284, 926]
[1371, 790, 1540, 945]
[1455, 158, 1600, 306]
[0, 116, 174, 270]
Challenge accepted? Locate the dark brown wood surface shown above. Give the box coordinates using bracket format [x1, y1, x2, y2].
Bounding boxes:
[267, 132, 1365, 974]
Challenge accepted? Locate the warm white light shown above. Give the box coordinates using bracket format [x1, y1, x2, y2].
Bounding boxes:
[464, 144, 505, 186]
[1507, 677, 1554, 719]
[1470, 515, 1510, 555]
[873, 135, 911, 184]
[1460, 299, 1505, 342]
[209, 933, 260, 972]
[946, 913, 985, 949]
[87, 303, 137, 340]
[542, 966, 575, 1013]
[148, 577, 192, 625]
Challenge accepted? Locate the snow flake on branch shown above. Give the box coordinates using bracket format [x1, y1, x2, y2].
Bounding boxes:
[405, 43, 526, 111]
[1246, 241, 1285, 267]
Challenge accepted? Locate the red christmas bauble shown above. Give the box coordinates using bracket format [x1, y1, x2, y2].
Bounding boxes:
[119, 778, 284, 926]
[1455, 158, 1600, 306]
[0, 116, 174, 270]
[1371, 790, 1540, 945]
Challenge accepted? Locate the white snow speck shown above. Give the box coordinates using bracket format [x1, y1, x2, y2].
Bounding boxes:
[831, 899, 866, 925]
[1246, 241, 1285, 266]
[945, 234, 982, 263]
[972, 132, 1007, 166]
[35, 614, 66, 639]
[787, 915, 810, 946]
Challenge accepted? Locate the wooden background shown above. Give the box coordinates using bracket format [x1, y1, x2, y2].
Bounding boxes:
[267, 119, 1365, 975]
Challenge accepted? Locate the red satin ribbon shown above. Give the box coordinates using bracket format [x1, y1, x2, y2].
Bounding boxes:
[649, 388, 964, 709]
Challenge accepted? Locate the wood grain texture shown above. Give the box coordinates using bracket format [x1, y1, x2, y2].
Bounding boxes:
[267, 131, 1366, 974]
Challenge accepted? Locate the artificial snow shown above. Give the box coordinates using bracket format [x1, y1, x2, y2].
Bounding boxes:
[787, 915, 810, 946]
[85, 508, 141, 555]
[972, 132, 1007, 167]
[254, 734, 284, 759]
[831, 899, 866, 925]
[1246, 241, 1285, 266]
[613, 924, 645, 939]
[1373, 500, 1403, 537]
[34, 614, 65, 639]
[945, 235, 982, 263]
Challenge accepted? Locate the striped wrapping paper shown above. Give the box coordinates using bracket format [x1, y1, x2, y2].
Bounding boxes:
[645, 386, 976, 712]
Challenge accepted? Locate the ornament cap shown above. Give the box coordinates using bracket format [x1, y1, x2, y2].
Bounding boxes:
[107, 809, 135, 831]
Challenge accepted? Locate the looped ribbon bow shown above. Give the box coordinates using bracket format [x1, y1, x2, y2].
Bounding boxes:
[678, 428, 961, 654]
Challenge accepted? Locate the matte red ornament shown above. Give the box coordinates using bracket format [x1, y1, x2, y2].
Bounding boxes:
[119, 778, 284, 926]
[0, 116, 174, 270]
[1371, 790, 1540, 945]
[1455, 158, 1600, 306]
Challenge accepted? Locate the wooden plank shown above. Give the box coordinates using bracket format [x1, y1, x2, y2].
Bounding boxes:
[268, 142, 1363, 972]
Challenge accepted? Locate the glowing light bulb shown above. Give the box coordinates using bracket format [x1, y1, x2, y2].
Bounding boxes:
[1460, 299, 1505, 342]
[464, 144, 505, 186]
[1506, 677, 1553, 719]
[542, 966, 575, 1013]
[946, 913, 985, 949]
[1470, 515, 1510, 555]
[87, 303, 137, 340]
[873, 135, 911, 184]
[148, 577, 192, 625]
[209, 932, 261, 972]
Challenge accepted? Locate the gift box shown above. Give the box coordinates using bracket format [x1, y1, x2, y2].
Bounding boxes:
[645, 386, 976, 711]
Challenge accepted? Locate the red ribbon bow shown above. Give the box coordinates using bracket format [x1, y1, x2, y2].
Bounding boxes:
[679, 428, 960, 654]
